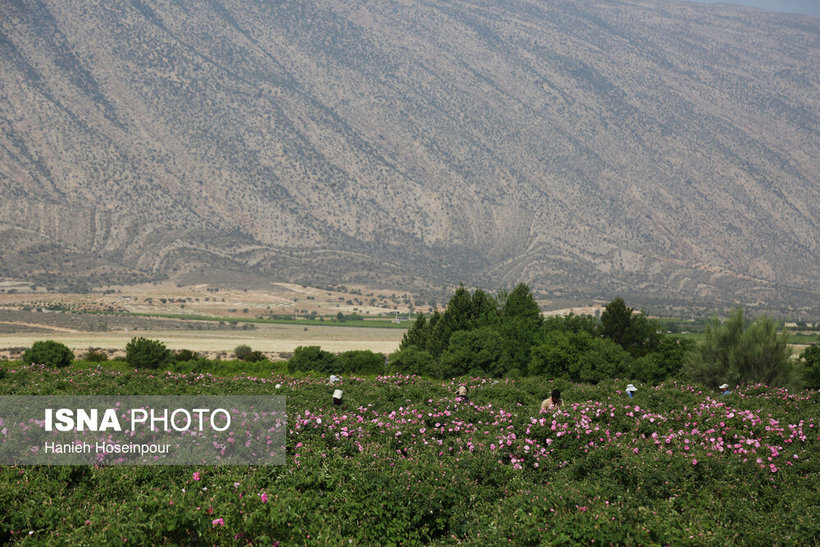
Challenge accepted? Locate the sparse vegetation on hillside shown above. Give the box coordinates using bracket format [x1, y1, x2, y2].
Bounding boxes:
[1, 0, 818, 311]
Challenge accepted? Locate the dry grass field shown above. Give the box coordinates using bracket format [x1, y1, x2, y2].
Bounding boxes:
[0, 279, 616, 360]
[0, 280, 418, 359]
[0, 323, 405, 360]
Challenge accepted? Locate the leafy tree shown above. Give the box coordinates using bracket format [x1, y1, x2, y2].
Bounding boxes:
[529, 330, 632, 383]
[400, 313, 428, 351]
[389, 346, 436, 376]
[287, 346, 336, 374]
[799, 345, 820, 389]
[575, 339, 633, 384]
[501, 283, 542, 325]
[439, 327, 504, 378]
[683, 308, 792, 387]
[336, 350, 385, 375]
[125, 337, 172, 369]
[400, 286, 504, 360]
[600, 297, 664, 357]
[470, 288, 500, 327]
[22, 340, 75, 368]
[529, 330, 577, 378]
[543, 313, 599, 335]
[600, 297, 633, 347]
[429, 285, 474, 357]
[630, 337, 694, 384]
[498, 316, 540, 373]
[495, 284, 542, 372]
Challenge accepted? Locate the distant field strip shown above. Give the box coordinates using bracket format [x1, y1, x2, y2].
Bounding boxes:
[0, 324, 405, 354]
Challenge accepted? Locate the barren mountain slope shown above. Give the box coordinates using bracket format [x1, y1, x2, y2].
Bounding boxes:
[0, 0, 818, 311]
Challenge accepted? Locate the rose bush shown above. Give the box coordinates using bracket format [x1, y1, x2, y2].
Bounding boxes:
[0, 363, 816, 544]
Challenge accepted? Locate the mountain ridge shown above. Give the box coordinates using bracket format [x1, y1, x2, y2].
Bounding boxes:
[0, 0, 818, 313]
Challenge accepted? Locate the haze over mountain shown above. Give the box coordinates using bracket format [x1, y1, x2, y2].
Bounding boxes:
[691, 0, 820, 17]
[1, 0, 818, 314]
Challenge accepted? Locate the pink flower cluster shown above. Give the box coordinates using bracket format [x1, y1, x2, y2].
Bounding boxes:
[288, 386, 816, 474]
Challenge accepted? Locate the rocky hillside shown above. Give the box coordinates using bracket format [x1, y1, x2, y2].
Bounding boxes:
[0, 0, 818, 313]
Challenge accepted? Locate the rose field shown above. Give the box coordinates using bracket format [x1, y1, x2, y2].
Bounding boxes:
[0, 364, 817, 544]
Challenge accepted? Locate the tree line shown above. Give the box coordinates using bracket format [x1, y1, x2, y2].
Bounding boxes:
[389, 284, 815, 389]
[9, 283, 820, 389]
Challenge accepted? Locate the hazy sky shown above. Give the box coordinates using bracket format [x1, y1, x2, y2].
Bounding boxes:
[689, 0, 820, 17]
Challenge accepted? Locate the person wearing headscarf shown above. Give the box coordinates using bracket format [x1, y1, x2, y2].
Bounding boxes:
[541, 388, 562, 411]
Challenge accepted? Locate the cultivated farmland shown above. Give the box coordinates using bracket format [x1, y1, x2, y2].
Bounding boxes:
[0, 364, 816, 544]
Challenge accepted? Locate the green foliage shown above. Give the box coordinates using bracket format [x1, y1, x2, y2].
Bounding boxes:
[529, 330, 633, 383]
[543, 312, 599, 335]
[174, 349, 199, 362]
[287, 345, 337, 374]
[83, 349, 109, 362]
[600, 297, 664, 357]
[798, 345, 820, 389]
[398, 289, 685, 384]
[336, 350, 385, 375]
[683, 308, 793, 387]
[125, 337, 172, 370]
[0, 369, 815, 545]
[234, 345, 264, 362]
[600, 297, 632, 346]
[388, 346, 436, 376]
[501, 283, 543, 325]
[630, 337, 694, 384]
[440, 327, 504, 378]
[399, 313, 428, 351]
[234, 344, 253, 360]
[409, 285, 504, 358]
[22, 340, 74, 368]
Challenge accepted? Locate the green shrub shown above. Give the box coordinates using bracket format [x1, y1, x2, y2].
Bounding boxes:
[174, 349, 199, 362]
[287, 346, 336, 374]
[336, 350, 385, 375]
[83, 349, 109, 362]
[22, 340, 75, 368]
[125, 337, 172, 370]
[799, 344, 820, 389]
[389, 346, 436, 376]
[234, 344, 252, 360]
[234, 345, 265, 362]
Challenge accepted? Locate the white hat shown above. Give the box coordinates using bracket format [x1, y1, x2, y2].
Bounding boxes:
[625, 384, 637, 392]
[329, 375, 339, 383]
[333, 389, 343, 399]
[275, 383, 282, 389]
[719, 383, 729, 390]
